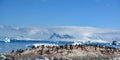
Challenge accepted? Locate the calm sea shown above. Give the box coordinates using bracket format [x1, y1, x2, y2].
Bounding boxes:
[0, 40, 74, 53]
[0, 40, 120, 53]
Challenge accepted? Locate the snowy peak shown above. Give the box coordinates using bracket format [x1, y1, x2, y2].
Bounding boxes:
[49, 33, 75, 39]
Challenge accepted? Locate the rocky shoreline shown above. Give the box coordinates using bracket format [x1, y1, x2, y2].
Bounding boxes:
[3, 44, 120, 60]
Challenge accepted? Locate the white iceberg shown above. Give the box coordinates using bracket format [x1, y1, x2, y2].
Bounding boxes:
[0, 37, 11, 43]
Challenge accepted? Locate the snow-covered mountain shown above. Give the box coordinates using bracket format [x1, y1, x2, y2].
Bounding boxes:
[0, 25, 120, 43]
[49, 33, 75, 39]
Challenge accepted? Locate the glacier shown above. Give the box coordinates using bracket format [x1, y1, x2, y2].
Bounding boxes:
[0, 25, 120, 43]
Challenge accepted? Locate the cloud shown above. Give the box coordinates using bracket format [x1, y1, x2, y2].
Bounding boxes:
[29, 29, 41, 35]
[0, 25, 120, 42]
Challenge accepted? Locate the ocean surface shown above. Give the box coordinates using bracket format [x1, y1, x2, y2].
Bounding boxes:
[0, 40, 74, 53]
[0, 40, 120, 53]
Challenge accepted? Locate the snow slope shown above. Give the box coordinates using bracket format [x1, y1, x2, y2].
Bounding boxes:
[0, 25, 120, 43]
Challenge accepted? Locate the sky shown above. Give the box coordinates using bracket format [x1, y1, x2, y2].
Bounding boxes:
[0, 0, 120, 29]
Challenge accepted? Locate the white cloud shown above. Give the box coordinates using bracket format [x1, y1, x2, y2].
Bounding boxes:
[29, 29, 40, 35]
[0, 25, 120, 42]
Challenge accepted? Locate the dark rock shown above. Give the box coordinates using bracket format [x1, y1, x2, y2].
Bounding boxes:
[112, 41, 119, 45]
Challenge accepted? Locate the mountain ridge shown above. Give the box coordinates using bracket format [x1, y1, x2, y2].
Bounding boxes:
[0, 25, 120, 43]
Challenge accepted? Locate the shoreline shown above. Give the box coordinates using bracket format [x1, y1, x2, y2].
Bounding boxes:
[3, 44, 120, 60]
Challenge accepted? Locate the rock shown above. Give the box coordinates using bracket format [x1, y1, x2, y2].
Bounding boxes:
[0, 55, 6, 60]
[31, 56, 50, 60]
[112, 41, 119, 45]
[5, 44, 120, 60]
[53, 56, 72, 60]
[4, 57, 13, 60]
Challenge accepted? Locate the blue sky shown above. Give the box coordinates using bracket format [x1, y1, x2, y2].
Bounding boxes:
[0, 0, 120, 29]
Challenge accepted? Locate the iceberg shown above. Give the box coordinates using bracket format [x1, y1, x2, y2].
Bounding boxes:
[4, 37, 10, 43]
[0, 37, 10, 43]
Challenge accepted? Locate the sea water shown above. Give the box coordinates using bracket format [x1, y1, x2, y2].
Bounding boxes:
[0, 40, 74, 53]
[0, 40, 120, 53]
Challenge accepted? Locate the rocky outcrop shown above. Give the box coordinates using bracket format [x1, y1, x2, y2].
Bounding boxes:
[112, 40, 119, 45]
[5, 44, 120, 60]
